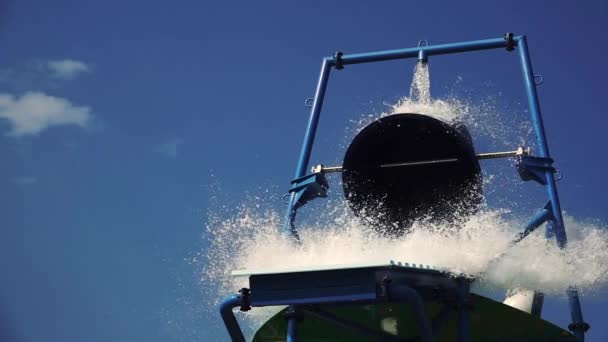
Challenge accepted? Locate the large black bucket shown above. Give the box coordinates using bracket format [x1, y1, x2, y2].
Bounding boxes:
[342, 113, 483, 235]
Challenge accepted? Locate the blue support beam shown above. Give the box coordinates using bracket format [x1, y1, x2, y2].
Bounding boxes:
[517, 36, 587, 340]
[568, 287, 590, 341]
[219, 294, 246, 342]
[328, 37, 517, 66]
[283, 58, 332, 239]
[286, 305, 300, 342]
[513, 202, 553, 244]
[517, 36, 568, 248]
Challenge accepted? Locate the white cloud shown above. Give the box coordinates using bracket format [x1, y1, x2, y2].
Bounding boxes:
[47, 59, 90, 80]
[12, 176, 37, 185]
[156, 138, 184, 158]
[0, 92, 92, 136]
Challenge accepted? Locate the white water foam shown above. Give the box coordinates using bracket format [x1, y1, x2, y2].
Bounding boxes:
[203, 201, 608, 297]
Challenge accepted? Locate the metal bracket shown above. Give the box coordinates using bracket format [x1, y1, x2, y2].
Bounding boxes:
[284, 306, 304, 322]
[568, 322, 590, 334]
[516, 155, 555, 185]
[334, 51, 344, 70]
[238, 288, 251, 311]
[505, 32, 515, 51]
[288, 172, 329, 210]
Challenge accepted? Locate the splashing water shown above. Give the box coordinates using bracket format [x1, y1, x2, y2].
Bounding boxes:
[199, 60, 608, 334]
[203, 201, 608, 297]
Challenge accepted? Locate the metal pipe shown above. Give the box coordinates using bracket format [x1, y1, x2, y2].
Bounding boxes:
[294, 59, 332, 179]
[284, 58, 332, 238]
[219, 294, 246, 342]
[286, 305, 300, 342]
[518, 35, 587, 341]
[380, 158, 458, 168]
[531, 291, 545, 318]
[313, 148, 529, 172]
[483, 206, 551, 275]
[567, 287, 589, 342]
[418, 49, 428, 63]
[517, 36, 567, 248]
[388, 284, 433, 342]
[513, 207, 552, 244]
[328, 36, 521, 66]
[477, 147, 529, 160]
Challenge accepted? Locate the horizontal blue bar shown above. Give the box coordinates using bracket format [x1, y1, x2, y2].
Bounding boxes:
[327, 36, 522, 66]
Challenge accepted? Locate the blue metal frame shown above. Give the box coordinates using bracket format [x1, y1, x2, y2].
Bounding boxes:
[220, 34, 588, 341]
[221, 263, 471, 341]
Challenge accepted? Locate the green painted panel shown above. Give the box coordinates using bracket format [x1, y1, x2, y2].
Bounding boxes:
[252, 294, 575, 342]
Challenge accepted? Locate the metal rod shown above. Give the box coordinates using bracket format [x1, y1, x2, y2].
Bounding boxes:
[328, 36, 521, 66]
[286, 305, 300, 342]
[314, 148, 528, 173]
[219, 294, 246, 342]
[284, 59, 332, 239]
[476, 206, 552, 282]
[518, 36, 568, 247]
[380, 148, 528, 168]
[513, 206, 552, 244]
[567, 287, 588, 342]
[531, 291, 545, 318]
[380, 158, 458, 168]
[477, 149, 525, 160]
[387, 284, 433, 342]
[518, 36, 586, 341]
[318, 165, 343, 173]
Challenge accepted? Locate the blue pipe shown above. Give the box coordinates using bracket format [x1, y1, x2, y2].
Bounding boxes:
[329, 36, 520, 66]
[388, 284, 433, 342]
[219, 294, 246, 342]
[294, 59, 332, 179]
[517, 36, 567, 248]
[514, 207, 552, 244]
[567, 287, 589, 341]
[283, 59, 332, 238]
[286, 306, 300, 342]
[518, 35, 586, 341]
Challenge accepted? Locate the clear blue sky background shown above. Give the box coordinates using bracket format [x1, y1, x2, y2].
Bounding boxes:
[1, 0, 607, 341]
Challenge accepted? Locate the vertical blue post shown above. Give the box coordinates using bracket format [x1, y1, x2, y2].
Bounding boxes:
[567, 287, 590, 341]
[219, 294, 246, 342]
[518, 35, 587, 341]
[286, 306, 300, 342]
[283, 58, 332, 238]
[517, 36, 567, 247]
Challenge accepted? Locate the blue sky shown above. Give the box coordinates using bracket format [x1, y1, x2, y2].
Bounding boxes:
[1, 0, 607, 341]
